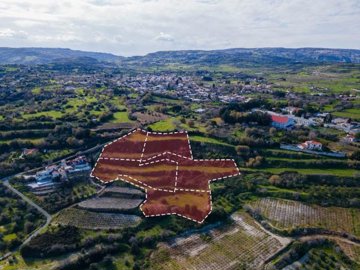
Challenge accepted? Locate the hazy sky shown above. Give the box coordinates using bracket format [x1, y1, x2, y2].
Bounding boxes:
[0, 0, 359, 56]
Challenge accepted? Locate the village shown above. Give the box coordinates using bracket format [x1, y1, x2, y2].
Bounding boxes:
[264, 107, 360, 154]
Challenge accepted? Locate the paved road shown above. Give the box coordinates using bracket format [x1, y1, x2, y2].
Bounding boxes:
[3, 179, 52, 247]
[0, 142, 110, 262]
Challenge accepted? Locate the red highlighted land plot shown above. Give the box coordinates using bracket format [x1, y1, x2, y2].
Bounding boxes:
[91, 129, 240, 223]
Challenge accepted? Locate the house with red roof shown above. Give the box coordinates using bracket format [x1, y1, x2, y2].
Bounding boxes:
[298, 140, 323, 151]
[20, 148, 39, 159]
[271, 115, 295, 129]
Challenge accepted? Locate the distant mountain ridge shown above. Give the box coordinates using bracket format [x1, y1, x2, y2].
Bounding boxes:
[0, 47, 123, 65]
[0, 47, 360, 66]
[125, 47, 360, 67]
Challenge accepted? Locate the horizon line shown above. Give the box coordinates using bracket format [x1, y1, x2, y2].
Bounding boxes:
[1, 45, 360, 58]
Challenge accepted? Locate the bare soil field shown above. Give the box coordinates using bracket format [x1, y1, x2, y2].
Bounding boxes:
[133, 111, 167, 125]
[92, 122, 136, 132]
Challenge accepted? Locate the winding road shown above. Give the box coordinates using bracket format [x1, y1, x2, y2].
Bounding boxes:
[0, 141, 108, 261]
[3, 178, 52, 247]
[0, 174, 50, 261]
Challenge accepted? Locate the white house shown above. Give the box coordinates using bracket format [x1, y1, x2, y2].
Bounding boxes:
[298, 140, 323, 151]
[344, 134, 357, 143]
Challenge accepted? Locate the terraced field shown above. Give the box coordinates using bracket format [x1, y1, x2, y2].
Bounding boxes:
[247, 198, 360, 237]
[78, 197, 143, 211]
[53, 208, 141, 229]
[150, 212, 290, 270]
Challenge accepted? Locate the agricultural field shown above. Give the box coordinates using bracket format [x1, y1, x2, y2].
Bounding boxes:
[189, 135, 233, 147]
[254, 167, 359, 177]
[281, 245, 356, 270]
[255, 146, 360, 177]
[99, 185, 145, 198]
[335, 240, 360, 265]
[92, 129, 240, 222]
[78, 197, 143, 211]
[268, 65, 360, 94]
[333, 108, 360, 121]
[247, 198, 360, 237]
[134, 111, 167, 125]
[148, 118, 177, 132]
[53, 207, 141, 229]
[149, 212, 290, 270]
[111, 111, 132, 123]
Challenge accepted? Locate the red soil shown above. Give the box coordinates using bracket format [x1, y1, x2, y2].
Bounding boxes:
[91, 129, 240, 223]
[141, 189, 211, 222]
[92, 158, 177, 191]
[142, 132, 192, 159]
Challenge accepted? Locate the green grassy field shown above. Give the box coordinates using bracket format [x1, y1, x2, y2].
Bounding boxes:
[42, 149, 73, 161]
[333, 108, 360, 120]
[111, 111, 132, 123]
[269, 66, 360, 94]
[149, 118, 176, 131]
[31, 87, 41, 94]
[65, 96, 98, 113]
[3, 233, 17, 242]
[189, 135, 233, 146]
[22, 110, 63, 119]
[0, 138, 45, 145]
[252, 167, 358, 177]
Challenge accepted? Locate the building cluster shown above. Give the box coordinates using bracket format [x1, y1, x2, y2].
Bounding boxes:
[26, 156, 91, 195]
[264, 109, 360, 136]
[112, 74, 272, 103]
[260, 109, 359, 153]
[324, 117, 360, 133]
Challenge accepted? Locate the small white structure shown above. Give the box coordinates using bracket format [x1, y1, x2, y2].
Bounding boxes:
[344, 134, 356, 143]
[298, 140, 323, 151]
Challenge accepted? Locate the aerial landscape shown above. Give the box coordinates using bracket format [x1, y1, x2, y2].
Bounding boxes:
[0, 0, 360, 269]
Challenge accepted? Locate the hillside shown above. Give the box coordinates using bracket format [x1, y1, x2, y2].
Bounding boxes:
[126, 47, 360, 67]
[0, 47, 123, 65]
[1, 47, 360, 66]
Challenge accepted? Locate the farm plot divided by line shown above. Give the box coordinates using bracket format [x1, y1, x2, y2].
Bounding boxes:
[53, 208, 141, 230]
[91, 129, 240, 223]
[150, 212, 289, 270]
[247, 198, 360, 237]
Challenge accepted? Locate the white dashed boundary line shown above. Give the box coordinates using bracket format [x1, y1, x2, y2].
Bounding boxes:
[90, 128, 241, 223]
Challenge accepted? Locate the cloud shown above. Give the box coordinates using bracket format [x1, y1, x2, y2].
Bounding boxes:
[155, 32, 174, 42]
[0, 28, 27, 39]
[0, 28, 16, 37]
[0, 0, 358, 55]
